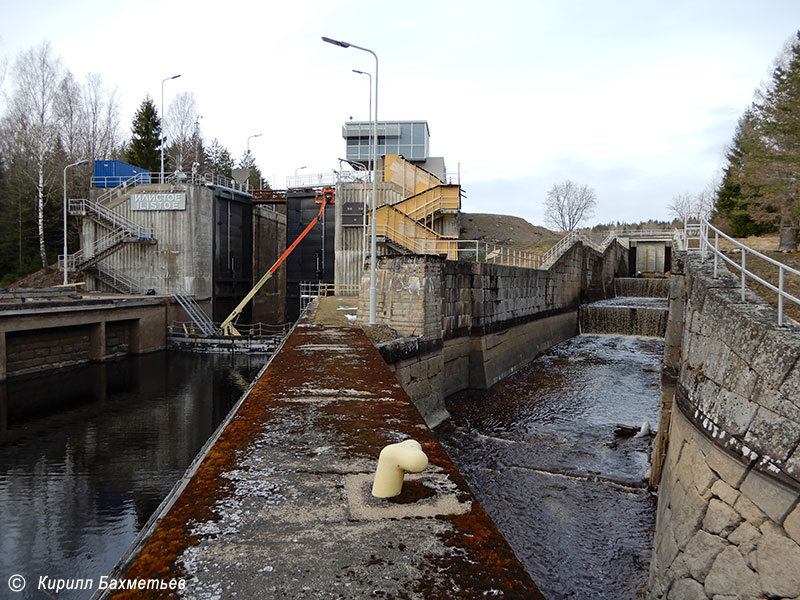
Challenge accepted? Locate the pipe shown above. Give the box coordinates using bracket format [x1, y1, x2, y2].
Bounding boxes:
[371, 439, 428, 498]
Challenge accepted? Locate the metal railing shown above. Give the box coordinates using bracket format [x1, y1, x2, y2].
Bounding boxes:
[170, 283, 216, 336]
[93, 171, 249, 205]
[69, 199, 154, 239]
[90, 263, 142, 294]
[168, 320, 291, 339]
[682, 217, 800, 326]
[299, 282, 360, 312]
[60, 228, 129, 270]
[418, 238, 543, 268]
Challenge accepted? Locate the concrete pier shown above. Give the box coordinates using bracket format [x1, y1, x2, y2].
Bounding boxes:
[104, 303, 541, 599]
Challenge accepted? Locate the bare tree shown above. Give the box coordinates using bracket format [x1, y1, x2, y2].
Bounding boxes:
[5, 42, 65, 270]
[81, 73, 121, 161]
[667, 192, 697, 223]
[55, 71, 82, 158]
[165, 92, 198, 172]
[544, 180, 597, 231]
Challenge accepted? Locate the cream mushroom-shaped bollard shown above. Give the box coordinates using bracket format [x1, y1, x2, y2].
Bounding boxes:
[371, 439, 429, 498]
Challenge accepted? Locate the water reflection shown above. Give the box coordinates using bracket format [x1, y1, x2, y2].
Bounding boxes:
[437, 335, 662, 600]
[0, 351, 268, 600]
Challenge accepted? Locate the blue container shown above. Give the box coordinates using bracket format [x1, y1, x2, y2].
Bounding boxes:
[92, 160, 152, 188]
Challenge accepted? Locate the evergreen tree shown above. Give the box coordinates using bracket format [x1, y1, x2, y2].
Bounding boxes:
[715, 32, 800, 239]
[126, 96, 161, 171]
[239, 150, 267, 190]
[207, 138, 233, 178]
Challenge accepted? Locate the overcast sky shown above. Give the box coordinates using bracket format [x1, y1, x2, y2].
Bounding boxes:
[2, 0, 799, 227]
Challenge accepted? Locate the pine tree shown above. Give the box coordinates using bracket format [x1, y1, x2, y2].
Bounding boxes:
[207, 138, 233, 178]
[716, 32, 800, 242]
[126, 96, 161, 171]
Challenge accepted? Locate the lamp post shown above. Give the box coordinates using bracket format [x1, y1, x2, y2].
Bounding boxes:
[323, 36, 379, 325]
[352, 69, 372, 167]
[294, 165, 307, 186]
[63, 159, 89, 285]
[352, 69, 373, 278]
[246, 134, 262, 191]
[160, 74, 181, 183]
[247, 133, 262, 154]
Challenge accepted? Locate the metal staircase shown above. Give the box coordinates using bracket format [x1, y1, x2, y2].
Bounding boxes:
[60, 198, 156, 273]
[173, 291, 216, 337]
[85, 263, 143, 294]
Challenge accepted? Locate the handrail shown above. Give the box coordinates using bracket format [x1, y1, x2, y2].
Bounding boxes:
[687, 217, 800, 326]
[91, 263, 142, 294]
[70, 199, 154, 238]
[60, 228, 127, 269]
[93, 171, 248, 204]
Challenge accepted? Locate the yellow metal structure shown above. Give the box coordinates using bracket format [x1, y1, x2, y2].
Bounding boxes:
[371, 155, 461, 259]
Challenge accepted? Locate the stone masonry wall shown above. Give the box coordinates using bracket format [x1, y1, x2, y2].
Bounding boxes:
[360, 240, 627, 340]
[367, 241, 628, 426]
[649, 253, 800, 599]
[6, 326, 92, 376]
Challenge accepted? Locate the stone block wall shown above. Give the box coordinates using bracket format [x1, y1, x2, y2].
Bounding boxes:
[6, 326, 92, 376]
[649, 253, 800, 598]
[361, 240, 627, 340]
[369, 240, 628, 426]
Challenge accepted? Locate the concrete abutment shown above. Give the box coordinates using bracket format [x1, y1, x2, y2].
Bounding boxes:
[0, 298, 169, 381]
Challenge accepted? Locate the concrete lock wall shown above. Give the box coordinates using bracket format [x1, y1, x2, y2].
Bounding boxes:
[0, 299, 169, 380]
[86, 184, 215, 298]
[360, 240, 628, 426]
[649, 253, 800, 599]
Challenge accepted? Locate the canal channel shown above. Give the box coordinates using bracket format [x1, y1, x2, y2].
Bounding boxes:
[437, 332, 663, 599]
[0, 351, 269, 600]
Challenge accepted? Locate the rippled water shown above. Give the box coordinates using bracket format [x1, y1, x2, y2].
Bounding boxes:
[437, 334, 663, 600]
[0, 352, 268, 600]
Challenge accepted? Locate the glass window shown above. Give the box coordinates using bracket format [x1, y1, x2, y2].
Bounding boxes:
[400, 123, 412, 143]
[410, 145, 424, 159]
[399, 145, 411, 157]
[412, 123, 425, 144]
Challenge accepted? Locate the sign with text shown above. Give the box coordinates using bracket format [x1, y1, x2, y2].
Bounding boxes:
[130, 192, 186, 211]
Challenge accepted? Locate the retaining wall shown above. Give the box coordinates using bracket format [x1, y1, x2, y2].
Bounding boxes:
[360, 241, 628, 425]
[649, 253, 800, 598]
[0, 298, 168, 380]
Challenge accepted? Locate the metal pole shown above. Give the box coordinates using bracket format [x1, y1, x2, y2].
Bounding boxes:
[63, 159, 89, 285]
[779, 267, 785, 327]
[353, 69, 372, 276]
[161, 74, 181, 184]
[741, 250, 747, 302]
[322, 37, 379, 325]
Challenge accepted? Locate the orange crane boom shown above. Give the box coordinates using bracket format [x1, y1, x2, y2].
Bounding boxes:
[219, 188, 333, 336]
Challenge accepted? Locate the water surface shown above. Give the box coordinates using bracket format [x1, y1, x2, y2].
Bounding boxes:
[438, 334, 662, 599]
[0, 351, 268, 599]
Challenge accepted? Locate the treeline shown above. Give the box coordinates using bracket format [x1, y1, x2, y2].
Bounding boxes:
[588, 219, 676, 232]
[714, 31, 800, 238]
[0, 41, 264, 286]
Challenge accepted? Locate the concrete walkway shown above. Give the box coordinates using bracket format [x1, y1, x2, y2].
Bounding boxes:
[106, 306, 542, 599]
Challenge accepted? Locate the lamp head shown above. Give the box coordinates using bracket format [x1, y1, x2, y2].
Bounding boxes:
[322, 36, 350, 48]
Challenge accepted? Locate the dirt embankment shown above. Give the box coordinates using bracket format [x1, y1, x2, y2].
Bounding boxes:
[458, 213, 562, 255]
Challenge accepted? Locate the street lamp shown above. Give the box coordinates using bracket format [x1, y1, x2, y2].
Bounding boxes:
[63, 159, 90, 285]
[323, 36, 379, 325]
[246, 134, 262, 191]
[352, 69, 372, 162]
[160, 74, 181, 183]
[352, 69, 373, 274]
[247, 133, 262, 154]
